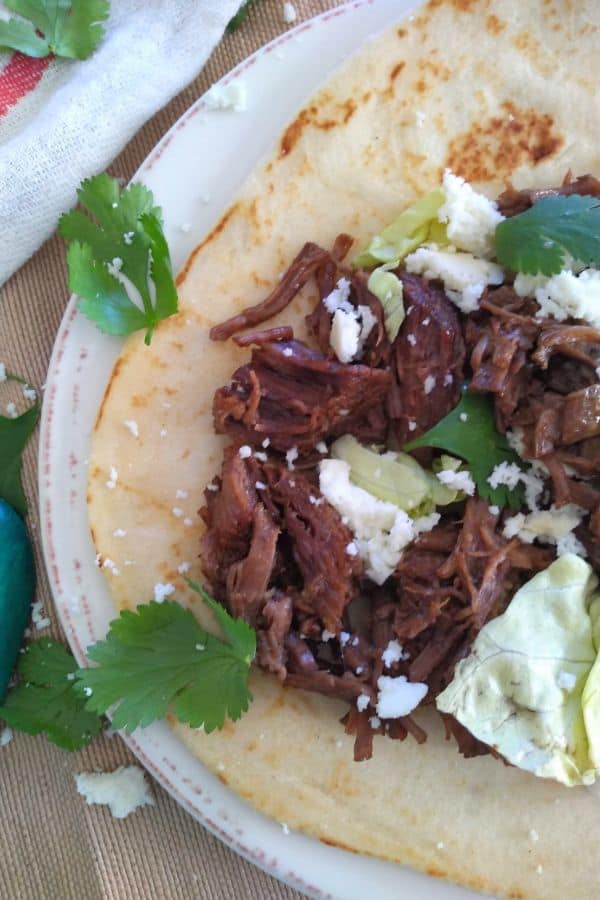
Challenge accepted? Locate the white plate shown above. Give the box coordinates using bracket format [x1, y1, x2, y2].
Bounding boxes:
[40, 3, 485, 898]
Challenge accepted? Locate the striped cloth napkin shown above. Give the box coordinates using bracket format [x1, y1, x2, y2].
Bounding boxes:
[0, 0, 242, 285]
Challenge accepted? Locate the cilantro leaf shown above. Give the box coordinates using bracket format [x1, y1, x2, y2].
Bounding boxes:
[59, 175, 178, 345]
[77, 594, 256, 733]
[0, 396, 39, 517]
[495, 194, 600, 276]
[0, 639, 103, 750]
[0, 0, 109, 60]
[404, 390, 524, 509]
[226, 0, 259, 33]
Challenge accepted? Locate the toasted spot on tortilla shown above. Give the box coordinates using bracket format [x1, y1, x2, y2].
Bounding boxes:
[131, 394, 149, 408]
[413, 77, 428, 94]
[390, 61, 405, 81]
[418, 58, 451, 81]
[396, 27, 407, 37]
[279, 99, 358, 157]
[427, 0, 482, 11]
[176, 203, 241, 285]
[486, 13, 506, 32]
[94, 357, 124, 430]
[444, 101, 564, 182]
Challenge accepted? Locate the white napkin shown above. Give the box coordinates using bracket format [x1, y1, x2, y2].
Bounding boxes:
[0, 0, 243, 284]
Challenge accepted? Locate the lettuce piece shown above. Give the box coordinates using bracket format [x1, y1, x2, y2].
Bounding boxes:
[367, 267, 405, 342]
[437, 554, 600, 786]
[353, 188, 447, 270]
[330, 436, 463, 514]
[331, 435, 430, 513]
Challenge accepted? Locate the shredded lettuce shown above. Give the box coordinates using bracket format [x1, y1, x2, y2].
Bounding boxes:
[330, 436, 461, 514]
[367, 267, 405, 342]
[437, 555, 600, 786]
[353, 188, 447, 270]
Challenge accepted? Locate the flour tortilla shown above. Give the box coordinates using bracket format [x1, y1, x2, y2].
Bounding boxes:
[88, 1, 600, 896]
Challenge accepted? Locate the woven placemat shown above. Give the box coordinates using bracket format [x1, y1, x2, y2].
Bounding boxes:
[0, 3, 339, 898]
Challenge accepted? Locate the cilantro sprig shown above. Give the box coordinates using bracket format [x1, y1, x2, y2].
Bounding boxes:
[0, 586, 256, 749]
[495, 194, 600, 276]
[77, 583, 255, 733]
[0, 0, 109, 60]
[0, 375, 40, 517]
[404, 390, 524, 509]
[0, 640, 102, 750]
[59, 175, 178, 345]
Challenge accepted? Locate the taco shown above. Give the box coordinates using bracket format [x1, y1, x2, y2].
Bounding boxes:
[88, 1, 600, 897]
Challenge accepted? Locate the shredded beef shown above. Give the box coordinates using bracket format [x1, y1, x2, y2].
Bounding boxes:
[210, 242, 330, 341]
[386, 273, 465, 442]
[497, 173, 600, 217]
[256, 593, 293, 679]
[213, 339, 391, 452]
[200, 175, 600, 764]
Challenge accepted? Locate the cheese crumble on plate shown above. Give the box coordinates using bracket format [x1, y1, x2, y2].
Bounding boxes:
[75, 766, 154, 819]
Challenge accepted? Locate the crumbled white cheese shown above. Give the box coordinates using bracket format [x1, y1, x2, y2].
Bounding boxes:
[0, 727, 13, 747]
[102, 558, 120, 576]
[503, 504, 586, 556]
[369, 715, 381, 729]
[316, 441, 328, 454]
[0, 363, 6, 382]
[255, 480, 267, 490]
[286, 447, 298, 470]
[514, 268, 600, 328]
[424, 375, 436, 395]
[321, 629, 336, 642]
[422, 317, 430, 326]
[381, 639, 406, 668]
[261, 437, 270, 449]
[330, 309, 361, 363]
[376, 675, 428, 719]
[536, 865, 543, 876]
[124, 419, 139, 438]
[5, 402, 17, 418]
[282, 1, 297, 24]
[407, 333, 416, 346]
[282, 822, 290, 835]
[75, 766, 154, 819]
[556, 670, 577, 692]
[489, 505, 500, 516]
[436, 469, 475, 496]
[283, 347, 293, 357]
[172, 507, 184, 518]
[112, 528, 126, 538]
[346, 542, 359, 557]
[175, 489, 188, 500]
[177, 562, 191, 574]
[206, 482, 219, 492]
[323, 279, 375, 362]
[238, 445, 252, 459]
[408, 420, 417, 431]
[356, 694, 370, 712]
[405, 246, 504, 313]
[339, 631, 350, 646]
[444, 373, 454, 387]
[319, 458, 439, 584]
[22, 385, 36, 402]
[106, 465, 118, 490]
[160, 428, 167, 438]
[123, 231, 135, 245]
[323, 277, 352, 314]
[153, 582, 175, 603]
[437, 841, 445, 850]
[205, 81, 247, 112]
[254, 451, 268, 462]
[459, 412, 468, 422]
[437, 170, 504, 259]
[529, 828, 539, 842]
[487, 462, 522, 490]
[31, 600, 51, 630]
[183, 517, 193, 527]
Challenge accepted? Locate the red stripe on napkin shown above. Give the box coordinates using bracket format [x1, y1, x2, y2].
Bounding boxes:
[0, 53, 50, 118]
